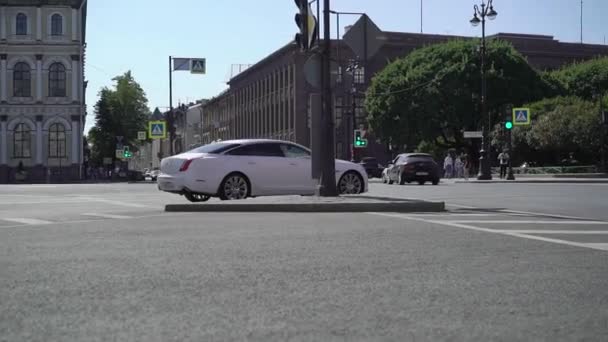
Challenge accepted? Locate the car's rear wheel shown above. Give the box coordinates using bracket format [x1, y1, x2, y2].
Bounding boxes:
[219, 173, 250, 200]
[432, 179, 440, 185]
[338, 171, 364, 194]
[185, 192, 210, 202]
[418, 180, 426, 185]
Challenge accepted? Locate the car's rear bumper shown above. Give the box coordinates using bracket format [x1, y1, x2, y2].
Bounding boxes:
[157, 174, 186, 193]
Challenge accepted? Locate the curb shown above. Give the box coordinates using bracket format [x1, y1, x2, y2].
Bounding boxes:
[165, 201, 445, 213]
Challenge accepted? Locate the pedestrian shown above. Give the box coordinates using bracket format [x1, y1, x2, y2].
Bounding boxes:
[498, 149, 510, 179]
[463, 154, 471, 180]
[455, 155, 464, 179]
[444, 153, 454, 179]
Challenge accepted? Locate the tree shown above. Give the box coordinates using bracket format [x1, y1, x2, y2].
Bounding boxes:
[496, 96, 603, 166]
[551, 57, 608, 100]
[88, 71, 150, 165]
[365, 39, 559, 151]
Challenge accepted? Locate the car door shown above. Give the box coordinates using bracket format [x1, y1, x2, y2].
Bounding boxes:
[279, 143, 313, 194]
[389, 156, 403, 181]
[225, 143, 290, 195]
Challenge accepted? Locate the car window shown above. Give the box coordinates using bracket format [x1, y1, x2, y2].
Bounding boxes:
[226, 143, 284, 157]
[280, 144, 310, 158]
[189, 142, 241, 154]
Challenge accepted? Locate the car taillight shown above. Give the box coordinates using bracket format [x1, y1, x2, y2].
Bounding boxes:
[179, 159, 194, 172]
[402, 164, 415, 171]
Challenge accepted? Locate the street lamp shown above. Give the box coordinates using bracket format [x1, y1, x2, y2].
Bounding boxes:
[470, 0, 497, 180]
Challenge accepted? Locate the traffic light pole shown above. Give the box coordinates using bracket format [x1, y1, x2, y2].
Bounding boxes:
[319, 0, 338, 196]
[506, 128, 515, 180]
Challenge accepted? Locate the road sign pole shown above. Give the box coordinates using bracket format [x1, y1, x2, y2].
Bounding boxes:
[168, 56, 174, 156]
[506, 128, 515, 180]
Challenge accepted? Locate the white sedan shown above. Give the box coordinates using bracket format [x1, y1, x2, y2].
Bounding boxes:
[157, 139, 368, 202]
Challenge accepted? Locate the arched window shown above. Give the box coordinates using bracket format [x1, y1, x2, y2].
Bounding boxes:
[13, 123, 31, 158]
[48, 123, 66, 158]
[51, 14, 63, 36]
[16, 13, 27, 35]
[49, 63, 66, 97]
[13, 62, 31, 97]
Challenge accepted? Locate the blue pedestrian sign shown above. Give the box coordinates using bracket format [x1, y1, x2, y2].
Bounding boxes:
[148, 120, 167, 139]
[512, 108, 531, 126]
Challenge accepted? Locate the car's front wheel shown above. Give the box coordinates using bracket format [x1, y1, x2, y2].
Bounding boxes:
[218, 173, 250, 200]
[338, 171, 364, 194]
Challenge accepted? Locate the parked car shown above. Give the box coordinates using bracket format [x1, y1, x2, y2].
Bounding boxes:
[157, 139, 368, 202]
[148, 169, 160, 181]
[383, 153, 441, 185]
[359, 157, 384, 178]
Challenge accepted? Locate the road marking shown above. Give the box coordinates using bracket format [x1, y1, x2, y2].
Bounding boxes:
[0, 212, 195, 229]
[2, 218, 53, 225]
[495, 230, 608, 234]
[76, 197, 151, 208]
[369, 213, 608, 253]
[406, 213, 497, 217]
[447, 220, 607, 225]
[82, 213, 132, 219]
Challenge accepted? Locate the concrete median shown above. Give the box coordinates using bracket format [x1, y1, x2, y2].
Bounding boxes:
[165, 196, 445, 213]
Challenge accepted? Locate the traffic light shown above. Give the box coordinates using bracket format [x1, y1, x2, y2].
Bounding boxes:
[354, 129, 368, 148]
[294, 0, 317, 51]
[505, 120, 513, 130]
[123, 146, 132, 158]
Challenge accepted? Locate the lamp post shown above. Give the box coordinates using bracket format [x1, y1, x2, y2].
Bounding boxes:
[470, 0, 497, 180]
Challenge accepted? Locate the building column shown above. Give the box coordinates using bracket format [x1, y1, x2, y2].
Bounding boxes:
[0, 116, 7, 165]
[35, 115, 43, 165]
[0, 54, 7, 103]
[71, 8, 78, 41]
[71, 55, 79, 102]
[0, 7, 6, 40]
[36, 7, 42, 40]
[71, 116, 79, 164]
[36, 54, 43, 102]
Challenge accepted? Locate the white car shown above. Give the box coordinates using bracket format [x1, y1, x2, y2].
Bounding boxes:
[157, 139, 368, 202]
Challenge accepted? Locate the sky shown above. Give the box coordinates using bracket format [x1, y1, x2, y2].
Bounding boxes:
[84, 0, 608, 133]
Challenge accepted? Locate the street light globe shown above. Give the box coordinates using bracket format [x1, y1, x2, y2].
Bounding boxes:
[470, 15, 481, 27]
[487, 7, 498, 20]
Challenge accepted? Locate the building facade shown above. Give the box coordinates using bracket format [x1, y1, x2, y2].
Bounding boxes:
[0, 0, 87, 183]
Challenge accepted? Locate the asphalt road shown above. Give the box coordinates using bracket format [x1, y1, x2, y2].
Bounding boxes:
[1, 182, 607, 341]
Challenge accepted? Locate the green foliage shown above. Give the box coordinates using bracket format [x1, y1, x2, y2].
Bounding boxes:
[88, 71, 150, 165]
[497, 96, 603, 165]
[365, 39, 557, 150]
[550, 57, 608, 100]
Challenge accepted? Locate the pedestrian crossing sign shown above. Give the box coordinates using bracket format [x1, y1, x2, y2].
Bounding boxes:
[148, 120, 167, 139]
[190, 58, 206, 74]
[512, 108, 531, 126]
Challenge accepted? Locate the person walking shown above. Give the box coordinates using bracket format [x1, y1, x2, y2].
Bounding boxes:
[463, 154, 471, 180]
[455, 155, 464, 179]
[498, 149, 510, 179]
[444, 153, 454, 179]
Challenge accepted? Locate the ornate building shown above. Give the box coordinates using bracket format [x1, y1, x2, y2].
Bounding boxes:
[0, 0, 87, 183]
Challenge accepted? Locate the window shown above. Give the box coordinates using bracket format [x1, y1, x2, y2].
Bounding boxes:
[48, 123, 66, 158]
[226, 143, 284, 157]
[13, 62, 31, 97]
[16, 13, 27, 35]
[354, 66, 365, 84]
[13, 123, 31, 158]
[49, 63, 66, 97]
[51, 14, 63, 36]
[280, 143, 310, 158]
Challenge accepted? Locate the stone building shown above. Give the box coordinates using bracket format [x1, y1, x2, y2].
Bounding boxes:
[0, 0, 87, 183]
[198, 23, 608, 163]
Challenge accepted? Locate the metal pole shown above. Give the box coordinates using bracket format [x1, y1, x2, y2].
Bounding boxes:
[580, 0, 583, 43]
[420, 0, 423, 33]
[319, 0, 337, 196]
[477, 9, 492, 180]
[507, 127, 515, 180]
[168, 56, 174, 155]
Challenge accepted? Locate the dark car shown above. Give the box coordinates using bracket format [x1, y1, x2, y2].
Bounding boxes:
[359, 157, 383, 178]
[385, 153, 441, 185]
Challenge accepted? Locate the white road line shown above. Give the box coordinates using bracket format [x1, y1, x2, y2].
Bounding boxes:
[2, 218, 53, 225]
[497, 209, 597, 221]
[0, 212, 194, 229]
[76, 197, 151, 208]
[82, 213, 132, 219]
[369, 213, 608, 253]
[495, 230, 608, 234]
[446, 220, 607, 225]
[406, 213, 497, 217]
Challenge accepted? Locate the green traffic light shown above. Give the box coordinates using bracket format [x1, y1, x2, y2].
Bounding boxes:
[505, 121, 513, 130]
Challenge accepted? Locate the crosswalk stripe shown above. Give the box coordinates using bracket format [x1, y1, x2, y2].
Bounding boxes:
[495, 230, 608, 234]
[446, 220, 607, 225]
[2, 218, 53, 225]
[582, 243, 608, 251]
[82, 213, 132, 219]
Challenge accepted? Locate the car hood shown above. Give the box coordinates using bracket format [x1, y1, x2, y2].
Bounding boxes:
[335, 159, 365, 172]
